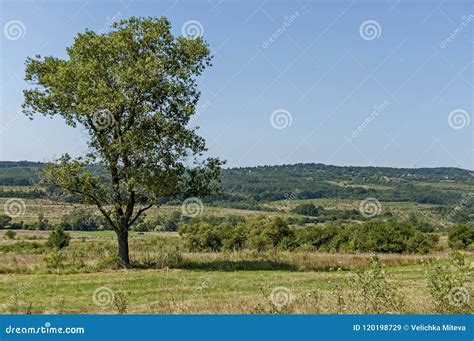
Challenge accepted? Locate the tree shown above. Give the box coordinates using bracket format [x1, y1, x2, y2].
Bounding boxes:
[448, 224, 474, 249]
[291, 203, 320, 216]
[46, 226, 71, 249]
[23, 17, 223, 267]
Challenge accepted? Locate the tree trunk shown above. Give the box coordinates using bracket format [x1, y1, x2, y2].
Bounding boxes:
[116, 229, 130, 268]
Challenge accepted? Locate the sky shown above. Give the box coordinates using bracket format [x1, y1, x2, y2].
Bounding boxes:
[0, 0, 472, 169]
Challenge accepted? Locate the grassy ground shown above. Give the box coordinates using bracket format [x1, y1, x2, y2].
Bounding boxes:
[0, 230, 472, 314]
[0, 265, 433, 314]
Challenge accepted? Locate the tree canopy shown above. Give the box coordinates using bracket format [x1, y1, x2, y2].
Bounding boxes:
[23, 16, 223, 267]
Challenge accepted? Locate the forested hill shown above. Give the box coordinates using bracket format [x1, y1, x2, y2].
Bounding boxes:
[0, 161, 473, 205]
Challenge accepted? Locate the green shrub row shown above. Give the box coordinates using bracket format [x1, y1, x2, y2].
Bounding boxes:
[178, 216, 441, 253]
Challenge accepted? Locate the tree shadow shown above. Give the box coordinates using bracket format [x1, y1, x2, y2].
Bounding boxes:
[177, 259, 297, 271]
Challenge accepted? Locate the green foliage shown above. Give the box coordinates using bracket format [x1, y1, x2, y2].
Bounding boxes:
[46, 226, 71, 249]
[23, 16, 223, 267]
[448, 224, 474, 249]
[0, 214, 12, 228]
[296, 220, 438, 253]
[179, 216, 294, 252]
[219, 164, 471, 205]
[180, 216, 438, 254]
[60, 208, 101, 231]
[0, 241, 44, 253]
[349, 255, 405, 314]
[426, 253, 472, 314]
[4, 230, 16, 239]
[44, 248, 66, 269]
[291, 203, 320, 216]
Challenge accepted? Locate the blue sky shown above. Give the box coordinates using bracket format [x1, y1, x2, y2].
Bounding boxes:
[0, 0, 472, 169]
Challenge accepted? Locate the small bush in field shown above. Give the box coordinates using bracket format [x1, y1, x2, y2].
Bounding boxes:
[44, 248, 65, 269]
[5, 230, 16, 239]
[349, 255, 405, 314]
[113, 291, 129, 314]
[0, 214, 12, 228]
[46, 226, 70, 249]
[426, 252, 472, 314]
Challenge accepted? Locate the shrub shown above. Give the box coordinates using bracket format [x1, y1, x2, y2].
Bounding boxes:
[179, 216, 438, 254]
[44, 248, 65, 269]
[0, 214, 12, 228]
[46, 226, 71, 249]
[426, 253, 472, 314]
[349, 255, 405, 314]
[291, 203, 320, 216]
[448, 224, 474, 250]
[113, 291, 129, 314]
[4, 230, 16, 239]
[262, 217, 294, 248]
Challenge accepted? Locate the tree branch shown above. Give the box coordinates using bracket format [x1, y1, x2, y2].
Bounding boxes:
[128, 204, 153, 227]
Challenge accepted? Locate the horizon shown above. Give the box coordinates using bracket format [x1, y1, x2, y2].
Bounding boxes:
[0, 159, 473, 172]
[1, 0, 473, 169]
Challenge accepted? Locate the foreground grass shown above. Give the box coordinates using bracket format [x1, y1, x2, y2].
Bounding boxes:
[0, 230, 471, 314]
[0, 264, 434, 314]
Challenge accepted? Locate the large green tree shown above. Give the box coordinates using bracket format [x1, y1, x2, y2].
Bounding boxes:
[23, 17, 223, 267]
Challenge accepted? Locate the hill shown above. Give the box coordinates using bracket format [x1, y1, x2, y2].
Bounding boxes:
[0, 161, 473, 207]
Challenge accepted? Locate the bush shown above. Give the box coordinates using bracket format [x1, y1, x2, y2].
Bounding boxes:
[44, 248, 65, 269]
[448, 225, 474, 250]
[179, 216, 294, 252]
[46, 226, 71, 249]
[296, 220, 438, 253]
[426, 253, 472, 314]
[349, 255, 405, 314]
[291, 203, 320, 216]
[0, 214, 12, 228]
[179, 216, 438, 254]
[4, 230, 16, 239]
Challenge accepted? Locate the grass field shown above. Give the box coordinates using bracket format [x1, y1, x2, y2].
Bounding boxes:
[0, 230, 472, 314]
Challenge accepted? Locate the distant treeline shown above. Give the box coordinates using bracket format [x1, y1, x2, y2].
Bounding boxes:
[0, 161, 472, 207]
